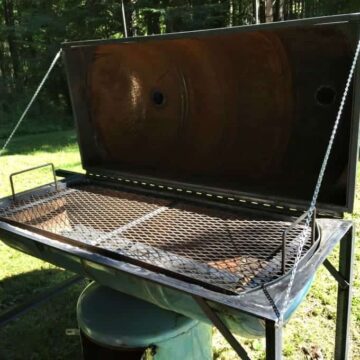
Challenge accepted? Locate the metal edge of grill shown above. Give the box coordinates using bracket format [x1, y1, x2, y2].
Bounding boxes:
[0, 175, 319, 296]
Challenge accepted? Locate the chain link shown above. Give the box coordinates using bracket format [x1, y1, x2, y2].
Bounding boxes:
[262, 284, 281, 320]
[0, 50, 62, 157]
[280, 37, 360, 323]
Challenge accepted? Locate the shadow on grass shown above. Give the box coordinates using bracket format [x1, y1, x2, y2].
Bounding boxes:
[0, 268, 86, 360]
[0, 130, 79, 156]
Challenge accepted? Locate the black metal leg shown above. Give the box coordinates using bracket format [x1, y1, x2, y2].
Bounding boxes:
[265, 320, 282, 360]
[335, 227, 354, 360]
[193, 296, 251, 360]
[323, 259, 349, 289]
[0, 275, 83, 327]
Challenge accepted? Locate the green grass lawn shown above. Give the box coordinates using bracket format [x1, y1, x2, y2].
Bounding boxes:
[0, 130, 359, 359]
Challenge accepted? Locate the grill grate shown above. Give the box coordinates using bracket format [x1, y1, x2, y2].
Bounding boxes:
[0, 184, 313, 294]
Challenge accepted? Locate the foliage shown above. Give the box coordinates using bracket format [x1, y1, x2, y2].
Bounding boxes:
[1, 1, 360, 139]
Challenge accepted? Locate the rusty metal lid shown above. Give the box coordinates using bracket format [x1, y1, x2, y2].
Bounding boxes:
[62, 13, 360, 214]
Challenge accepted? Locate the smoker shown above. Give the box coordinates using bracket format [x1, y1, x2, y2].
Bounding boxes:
[0, 13, 359, 360]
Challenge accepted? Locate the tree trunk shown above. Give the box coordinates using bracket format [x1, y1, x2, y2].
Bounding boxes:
[0, 40, 9, 99]
[0, 42, 7, 83]
[141, 0, 161, 35]
[265, 0, 273, 22]
[229, 0, 234, 26]
[124, 0, 135, 37]
[279, 0, 284, 20]
[274, 0, 284, 21]
[254, 0, 260, 23]
[3, 0, 20, 83]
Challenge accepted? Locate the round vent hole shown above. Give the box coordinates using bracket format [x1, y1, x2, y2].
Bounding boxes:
[315, 86, 336, 106]
[152, 91, 165, 106]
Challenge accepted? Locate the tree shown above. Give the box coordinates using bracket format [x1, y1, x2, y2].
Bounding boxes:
[1, 0, 359, 138]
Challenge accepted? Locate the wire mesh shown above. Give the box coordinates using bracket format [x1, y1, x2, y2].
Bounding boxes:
[0, 183, 313, 294]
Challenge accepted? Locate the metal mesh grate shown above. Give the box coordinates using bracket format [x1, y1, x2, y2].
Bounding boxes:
[0, 184, 313, 294]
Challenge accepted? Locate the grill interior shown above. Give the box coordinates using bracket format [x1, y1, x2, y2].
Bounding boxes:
[0, 183, 313, 294]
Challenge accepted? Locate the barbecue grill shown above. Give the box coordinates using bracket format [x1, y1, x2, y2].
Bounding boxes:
[0, 13, 359, 360]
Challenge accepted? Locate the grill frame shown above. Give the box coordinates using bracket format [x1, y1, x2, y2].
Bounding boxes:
[0, 173, 318, 296]
[0, 173, 351, 322]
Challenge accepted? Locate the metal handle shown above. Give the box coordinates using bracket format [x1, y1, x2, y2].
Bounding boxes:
[9, 163, 58, 200]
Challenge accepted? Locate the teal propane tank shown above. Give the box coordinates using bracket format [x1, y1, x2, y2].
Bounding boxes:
[77, 282, 213, 360]
[82, 259, 314, 337]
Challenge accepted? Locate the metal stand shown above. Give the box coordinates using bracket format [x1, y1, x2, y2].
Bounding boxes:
[193, 296, 251, 360]
[194, 294, 284, 360]
[265, 320, 283, 360]
[324, 227, 354, 360]
[0, 274, 83, 327]
[193, 226, 354, 360]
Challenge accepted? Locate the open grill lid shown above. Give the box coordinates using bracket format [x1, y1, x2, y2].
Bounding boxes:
[62, 13, 360, 214]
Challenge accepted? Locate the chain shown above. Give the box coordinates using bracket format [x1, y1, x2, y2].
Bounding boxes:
[262, 284, 281, 320]
[0, 49, 62, 156]
[279, 37, 360, 323]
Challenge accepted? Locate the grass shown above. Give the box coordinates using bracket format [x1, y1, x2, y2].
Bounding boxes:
[0, 100, 73, 140]
[0, 130, 359, 359]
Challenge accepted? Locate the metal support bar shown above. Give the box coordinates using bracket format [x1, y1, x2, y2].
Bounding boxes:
[265, 320, 283, 360]
[334, 227, 354, 360]
[0, 275, 83, 327]
[311, 208, 316, 245]
[193, 295, 251, 360]
[121, 0, 128, 37]
[323, 259, 349, 289]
